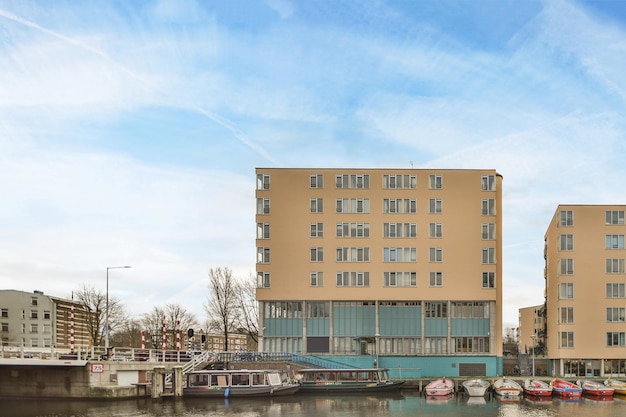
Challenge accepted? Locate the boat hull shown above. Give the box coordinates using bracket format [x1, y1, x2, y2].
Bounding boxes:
[493, 378, 522, 398]
[523, 379, 552, 397]
[424, 378, 454, 396]
[184, 384, 300, 398]
[551, 379, 582, 398]
[299, 380, 405, 393]
[462, 379, 490, 397]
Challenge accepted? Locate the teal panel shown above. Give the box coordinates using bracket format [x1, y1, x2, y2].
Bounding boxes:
[424, 318, 447, 336]
[450, 318, 490, 336]
[333, 304, 376, 336]
[306, 318, 329, 336]
[264, 318, 303, 337]
[379, 305, 421, 336]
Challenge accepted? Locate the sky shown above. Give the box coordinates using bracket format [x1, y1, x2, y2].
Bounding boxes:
[2, 0, 626, 334]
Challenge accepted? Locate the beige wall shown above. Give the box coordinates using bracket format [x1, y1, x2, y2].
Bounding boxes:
[518, 304, 543, 353]
[256, 168, 503, 354]
[544, 204, 626, 360]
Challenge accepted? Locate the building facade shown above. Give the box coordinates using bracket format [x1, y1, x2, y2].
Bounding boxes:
[255, 168, 503, 375]
[544, 205, 626, 377]
[0, 289, 93, 350]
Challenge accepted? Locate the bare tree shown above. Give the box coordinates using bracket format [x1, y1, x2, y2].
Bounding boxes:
[205, 267, 239, 351]
[110, 318, 143, 348]
[235, 272, 259, 344]
[74, 284, 126, 347]
[140, 304, 197, 350]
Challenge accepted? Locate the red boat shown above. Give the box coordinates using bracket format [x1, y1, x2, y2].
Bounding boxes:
[550, 378, 582, 398]
[576, 379, 614, 397]
[523, 379, 552, 397]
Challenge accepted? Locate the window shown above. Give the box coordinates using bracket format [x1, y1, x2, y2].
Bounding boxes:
[256, 198, 270, 214]
[43, 311, 50, 320]
[607, 332, 626, 347]
[606, 210, 624, 225]
[336, 247, 370, 262]
[310, 272, 324, 287]
[336, 198, 370, 213]
[606, 259, 625, 274]
[429, 247, 443, 262]
[429, 175, 442, 189]
[429, 199, 442, 214]
[383, 174, 416, 189]
[383, 247, 417, 262]
[336, 174, 369, 189]
[482, 199, 495, 215]
[606, 235, 625, 249]
[482, 223, 495, 240]
[336, 271, 370, 287]
[482, 248, 495, 264]
[383, 223, 416, 238]
[30, 297, 38, 306]
[257, 272, 270, 288]
[383, 271, 416, 287]
[481, 175, 495, 191]
[560, 307, 574, 324]
[559, 258, 574, 275]
[383, 198, 416, 214]
[43, 324, 51, 334]
[1, 309, 7, 318]
[607, 307, 626, 322]
[308, 301, 329, 318]
[257, 222, 270, 239]
[482, 272, 495, 288]
[336, 222, 370, 238]
[30, 310, 38, 319]
[559, 283, 574, 299]
[310, 247, 324, 262]
[425, 302, 447, 318]
[256, 174, 270, 190]
[429, 272, 443, 287]
[310, 174, 324, 188]
[560, 331, 574, 348]
[30, 323, 38, 333]
[429, 223, 442, 238]
[310, 198, 324, 213]
[310, 223, 324, 238]
[1, 323, 8, 332]
[257, 247, 270, 263]
[607, 283, 626, 298]
[560, 210, 573, 226]
[559, 234, 573, 251]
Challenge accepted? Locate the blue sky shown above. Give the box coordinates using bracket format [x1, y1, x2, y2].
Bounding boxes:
[2, 0, 626, 331]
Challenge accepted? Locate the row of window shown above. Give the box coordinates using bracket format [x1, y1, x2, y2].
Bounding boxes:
[257, 173, 497, 192]
[559, 331, 626, 348]
[559, 210, 625, 226]
[257, 246, 497, 264]
[557, 234, 626, 250]
[257, 271, 496, 289]
[257, 222, 497, 240]
[558, 307, 626, 323]
[559, 282, 626, 298]
[259, 197, 497, 215]
[263, 300, 490, 319]
[1, 322, 53, 333]
[0, 308, 51, 319]
[557, 258, 626, 275]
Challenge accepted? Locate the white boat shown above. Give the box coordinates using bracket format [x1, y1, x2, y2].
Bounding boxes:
[462, 379, 490, 396]
[493, 377, 522, 398]
[184, 369, 300, 398]
[424, 377, 454, 396]
[523, 378, 552, 397]
[604, 378, 626, 395]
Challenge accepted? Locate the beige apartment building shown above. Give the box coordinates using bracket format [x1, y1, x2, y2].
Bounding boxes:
[544, 205, 626, 377]
[255, 168, 503, 376]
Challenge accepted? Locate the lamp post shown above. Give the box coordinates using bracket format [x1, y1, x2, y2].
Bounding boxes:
[531, 335, 536, 377]
[105, 266, 131, 354]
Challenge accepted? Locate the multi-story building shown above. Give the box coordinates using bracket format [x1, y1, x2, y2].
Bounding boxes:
[0, 289, 93, 350]
[255, 168, 503, 376]
[544, 205, 626, 377]
[518, 304, 545, 355]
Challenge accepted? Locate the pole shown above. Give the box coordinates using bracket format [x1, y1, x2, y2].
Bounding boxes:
[105, 266, 131, 355]
[531, 335, 536, 378]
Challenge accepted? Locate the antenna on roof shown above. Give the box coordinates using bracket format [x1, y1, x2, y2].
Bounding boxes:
[410, 161, 414, 169]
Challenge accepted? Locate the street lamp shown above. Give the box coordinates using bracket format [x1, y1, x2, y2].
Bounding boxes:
[105, 266, 131, 354]
[531, 334, 536, 378]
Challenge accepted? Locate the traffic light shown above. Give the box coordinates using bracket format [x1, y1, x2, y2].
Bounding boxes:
[187, 328, 194, 338]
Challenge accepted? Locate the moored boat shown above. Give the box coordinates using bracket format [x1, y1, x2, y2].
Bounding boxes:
[576, 379, 614, 397]
[297, 368, 404, 393]
[604, 378, 626, 395]
[424, 377, 454, 396]
[493, 378, 522, 398]
[184, 369, 300, 398]
[523, 379, 552, 397]
[550, 378, 582, 398]
[462, 379, 490, 397]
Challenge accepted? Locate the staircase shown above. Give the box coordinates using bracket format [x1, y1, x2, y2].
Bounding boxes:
[165, 351, 214, 384]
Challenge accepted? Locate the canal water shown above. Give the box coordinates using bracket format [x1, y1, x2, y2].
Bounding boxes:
[4, 392, 626, 417]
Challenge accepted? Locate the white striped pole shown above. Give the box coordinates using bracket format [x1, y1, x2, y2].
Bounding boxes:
[70, 292, 75, 354]
[162, 317, 167, 351]
[141, 331, 145, 353]
[176, 321, 181, 351]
